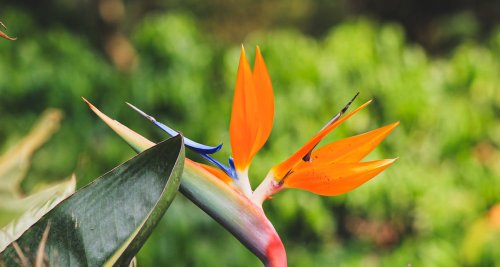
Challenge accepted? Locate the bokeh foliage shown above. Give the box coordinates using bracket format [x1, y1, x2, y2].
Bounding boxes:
[1, 8, 499, 266]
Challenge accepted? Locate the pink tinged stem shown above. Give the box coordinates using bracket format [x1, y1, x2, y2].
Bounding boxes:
[252, 171, 284, 206]
[183, 162, 286, 267]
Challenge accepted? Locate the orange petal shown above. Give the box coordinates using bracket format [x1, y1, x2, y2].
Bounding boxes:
[304, 122, 399, 165]
[273, 100, 372, 179]
[251, 46, 274, 156]
[230, 46, 274, 171]
[196, 162, 233, 185]
[284, 159, 397, 196]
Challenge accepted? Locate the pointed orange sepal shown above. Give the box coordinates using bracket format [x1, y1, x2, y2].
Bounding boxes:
[303, 121, 399, 165]
[284, 159, 397, 196]
[272, 100, 372, 179]
[230, 46, 274, 171]
[196, 162, 233, 185]
[251, 46, 275, 156]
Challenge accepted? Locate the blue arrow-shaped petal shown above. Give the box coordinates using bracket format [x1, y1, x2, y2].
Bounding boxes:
[127, 103, 222, 154]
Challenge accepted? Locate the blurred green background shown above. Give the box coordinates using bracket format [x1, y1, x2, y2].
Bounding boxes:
[1, 0, 499, 266]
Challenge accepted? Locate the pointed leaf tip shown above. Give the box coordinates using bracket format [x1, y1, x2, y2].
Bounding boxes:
[81, 97, 92, 107]
[82, 98, 155, 152]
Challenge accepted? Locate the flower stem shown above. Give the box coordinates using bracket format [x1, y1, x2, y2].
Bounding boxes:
[252, 172, 283, 206]
[235, 169, 253, 197]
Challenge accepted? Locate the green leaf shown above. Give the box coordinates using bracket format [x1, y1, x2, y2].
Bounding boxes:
[0, 135, 184, 266]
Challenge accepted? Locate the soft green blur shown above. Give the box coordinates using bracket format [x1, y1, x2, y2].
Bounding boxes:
[1, 8, 499, 266]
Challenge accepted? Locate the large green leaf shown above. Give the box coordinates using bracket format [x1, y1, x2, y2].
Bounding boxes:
[0, 135, 184, 266]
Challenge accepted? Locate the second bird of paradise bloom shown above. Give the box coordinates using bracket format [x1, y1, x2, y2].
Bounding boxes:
[84, 46, 398, 267]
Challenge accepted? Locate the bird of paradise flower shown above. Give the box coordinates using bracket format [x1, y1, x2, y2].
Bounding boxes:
[83, 46, 398, 267]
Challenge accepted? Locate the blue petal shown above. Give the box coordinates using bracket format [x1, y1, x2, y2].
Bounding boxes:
[151, 120, 223, 154]
[228, 157, 237, 178]
[127, 103, 223, 154]
[201, 154, 237, 179]
[126, 102, 237, 180]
